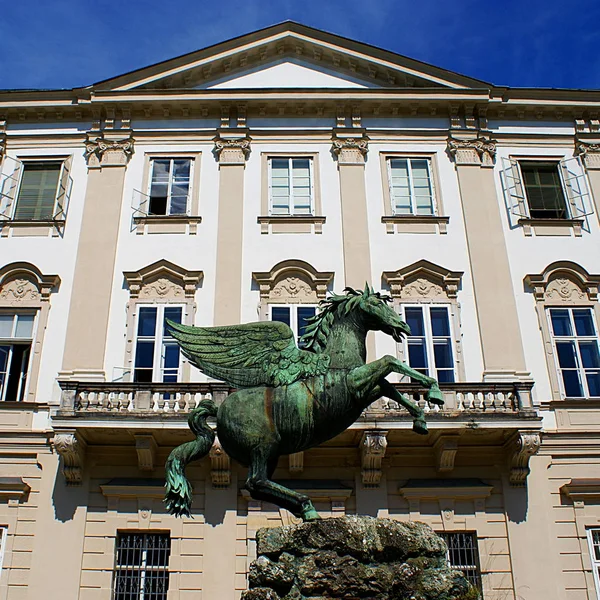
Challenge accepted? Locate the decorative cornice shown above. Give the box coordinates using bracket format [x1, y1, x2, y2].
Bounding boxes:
[383, 259, 463, 300]
[525, 261, 600, 303]
[0, 262, 60, 306]
[123, 259, 203, 299]
[84, 132, 135, 167]
[360, 430, 388, 487]
[331, 133, 369, 164]
[447, 136, 497, 166]
[209, 437, 231, 488]
[213, 135, 252, 164]
[561, 479, 600, 505]
[507, 431, 541, 486]
[53, 432, 87, 486]
[0, 477, 31, 505]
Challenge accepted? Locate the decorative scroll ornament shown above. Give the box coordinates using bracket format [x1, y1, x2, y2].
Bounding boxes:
[271, 277, 315, 302]
[508, 431, 541, 486]
[545, 277, 586, 302]
[54, 432, 87, 485]
[361, 431, 388, 487]
[447, 136, 497, 166]
[0, 278, 39, 304]
[383, 260, 462, 300]
[213, 136, 252, 164]
[525, 263, 600, 302]
[141, 277, 184, 299]
[575, 139, 600, 169]
[84, 134, 135, 167]
[402, 278, 444, 299]
[331, 134, 369, 164]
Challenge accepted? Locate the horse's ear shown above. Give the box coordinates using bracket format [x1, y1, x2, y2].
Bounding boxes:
[363, 282, 370, 296]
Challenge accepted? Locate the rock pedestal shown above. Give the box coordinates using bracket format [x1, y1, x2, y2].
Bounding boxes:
[241, 516, 478, 600]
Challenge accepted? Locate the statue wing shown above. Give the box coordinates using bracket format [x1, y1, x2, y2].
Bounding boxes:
[167, 320, 330, 388]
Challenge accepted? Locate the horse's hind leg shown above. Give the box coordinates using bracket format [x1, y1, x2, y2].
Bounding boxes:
[245, 449, 320, 521]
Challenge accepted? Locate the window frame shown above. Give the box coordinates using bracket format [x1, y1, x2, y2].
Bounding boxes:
[131, 304, 185, 384]
[146, 157, 194, 217]
[587, 528, 600, 600]
[517, 159, 571, 220]
[400, 303, 457, 384]
[269, 303, 318, 347]
[439, 531, 483, 595]
[113, 531, 171, 600]
[386, 156, 437, 216]
[547, 306, 600, 399]
[267, 156, 315, 216]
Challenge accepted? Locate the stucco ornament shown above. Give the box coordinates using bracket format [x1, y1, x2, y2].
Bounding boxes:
[165, 285, 444, 521]
[0, 278, 39, 303]
[141, 277, 183, 299]
[271, 277, 314, 301]
[545, 277, 586, 302]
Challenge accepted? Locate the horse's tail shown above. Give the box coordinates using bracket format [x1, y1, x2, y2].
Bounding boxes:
[164, 399, 217, 517]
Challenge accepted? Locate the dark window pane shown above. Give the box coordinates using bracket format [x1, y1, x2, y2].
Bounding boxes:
[586, 372, 600, 397]
[573, 309, 596, 336]
[135, 341, 154, 368]
[138, 308, 157, 337]
[405, 307, 424, 337]
[173, 159, 191, 178]
[562, 370, 583, 397]
[149, 192, 168, 215]
[5, 344, 30, 401]
[163, 344, 180, 369]
[151, 160, 170, 181]
[163, 307, 182, 336]
[407, 340, 428, 370]
[556, 341, 578, 368]
[520, 162, 568, 219]
[430, 307, 450, 337]
[297, 307, 316, 339]
[271, 307, 290, 326]
[437, 369, 455, 383]
[579, 342, 600, 369]
[551, 310, 572, 337]
[433, 340, 454, 369]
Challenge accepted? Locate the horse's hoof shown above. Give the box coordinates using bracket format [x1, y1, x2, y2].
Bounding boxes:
[301, 506, 321, 521]
[413, 419, 428, 435]
[426, 387, 445, 406]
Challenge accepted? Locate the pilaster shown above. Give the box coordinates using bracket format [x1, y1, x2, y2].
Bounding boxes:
[447, 133, 529, 382]
[213, 132, 251, 325]
[61, 130, 134, 380]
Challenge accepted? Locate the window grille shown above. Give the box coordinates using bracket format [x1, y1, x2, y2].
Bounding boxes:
[440, 532, 483, 594]
[113, 532, 171, 600]
[587, 528, 600, 600]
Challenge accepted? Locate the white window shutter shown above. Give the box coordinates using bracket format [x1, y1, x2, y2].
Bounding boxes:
[560, 156, 594, 217]
[267, 158, 273, 215]
[132, 189, 150, 217]
[53, 157, 73, 220]
[0, 156, 23, 219]
[500, 157, 528, 223]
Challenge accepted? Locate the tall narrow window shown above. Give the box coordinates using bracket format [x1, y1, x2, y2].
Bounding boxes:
[387, 158, 435, 216]
[520, 161, 569, 219]
[148, 159, 192, 216]
[268, 157, 314, 215]
[0, 526, 7, 574]
[587, 529, 600, 600]
[113, 532, 171, 600]
[14, 162, 63, 220]
[0, 313, 35, 402]
[440, 532, 483, 595]
[549, 307, 600, 398]
[133, 306, 183, 383]
[270, 304, 316, 348]
[403, 305, 455, 383]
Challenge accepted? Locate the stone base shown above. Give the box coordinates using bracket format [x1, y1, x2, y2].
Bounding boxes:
[242, 516, 478, 600]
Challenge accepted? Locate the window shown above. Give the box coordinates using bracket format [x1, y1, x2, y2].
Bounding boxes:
[440, 532, 483, 595]
[268, 157, 314, 215]
[402, 305, 455, 383]
[0, 526, 6, 574]
[0, 313, 35, 402]
[113, 532, 171, 600]
[147, 158, 192, 216]
[387, 158, 435, 216]
[587, 529, 600, 600]
[548, 307, 600, 398]
[269, 304, 317, 348]
[520, 161, 568, 219]
[11, 160, 70, 221]
[133, 306, 183, 383]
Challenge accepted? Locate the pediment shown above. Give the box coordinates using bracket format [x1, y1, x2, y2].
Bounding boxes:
[92, 22, 489, 92]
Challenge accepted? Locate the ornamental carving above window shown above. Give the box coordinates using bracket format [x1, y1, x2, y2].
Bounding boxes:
[123, 259, 203, 300]
[0, 262, 60, 306]
[383, 259, 463, 300]
[525, 262, 600, 303]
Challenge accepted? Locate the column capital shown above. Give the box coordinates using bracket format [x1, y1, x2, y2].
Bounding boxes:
[447, 135, 496, 167]
[331, 132, 369, 164]
[575, 138, 600, 170]
[213, 133, 252, 164]
[84, 131, 135, 167]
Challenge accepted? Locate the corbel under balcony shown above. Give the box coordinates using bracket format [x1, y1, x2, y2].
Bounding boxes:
[360, 430, 388, 487]
[135, 434, 158, 472]
[505, 430, 541, 487]
[53, 431, 87, 486]
[209, 437, 231, 488]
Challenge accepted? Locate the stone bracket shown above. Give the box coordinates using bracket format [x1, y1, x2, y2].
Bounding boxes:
[434, 436, 459, 473]
[53, 431, 87, 486]
[135, 434, 158, 472]
[506, 431, 541, 486]
[209, 437, 231, 488]
[360, 430, 388, 487]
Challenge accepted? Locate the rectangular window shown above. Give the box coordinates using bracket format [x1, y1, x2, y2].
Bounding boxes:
[549, 307, 600, 398]
[113, 532, 171, 600]
[14, 161, 63, 220]
[402, 305, 455, 383]
[440, 532, 483, 594]
[268, 157, 314, 215]
[0, 313, 35, 402]
[387, 158, 435, 216]
[519, 161, 569, 219]
[133, 306, 183, 383]
[0, 526, 7, 574]
[148, 158, 192, 216]
[588, 529, 600, 600]
[269, 304, 317, 348]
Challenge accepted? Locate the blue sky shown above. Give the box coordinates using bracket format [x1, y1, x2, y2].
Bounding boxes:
[1, 0, 599, 90]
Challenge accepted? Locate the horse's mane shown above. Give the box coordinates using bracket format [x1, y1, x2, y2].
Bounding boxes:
[301, 284, 392, 353]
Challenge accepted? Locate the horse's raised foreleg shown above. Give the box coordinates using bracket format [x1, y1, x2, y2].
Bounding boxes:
[245, 449, 320, 522]
[378, 378, 429, 435]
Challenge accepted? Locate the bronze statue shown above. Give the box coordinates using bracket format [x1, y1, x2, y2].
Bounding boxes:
[164, 285, 443, 521]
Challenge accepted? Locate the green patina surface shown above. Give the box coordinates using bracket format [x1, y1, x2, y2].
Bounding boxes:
[164, 285, 444, 521]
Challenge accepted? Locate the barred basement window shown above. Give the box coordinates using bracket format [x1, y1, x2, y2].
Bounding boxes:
[587, 528, 600, 600]
[113, 532, 171, 600]
[440, 532, 483, 594]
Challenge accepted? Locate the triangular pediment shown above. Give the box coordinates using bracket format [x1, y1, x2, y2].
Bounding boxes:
[91, 22, 490, 92]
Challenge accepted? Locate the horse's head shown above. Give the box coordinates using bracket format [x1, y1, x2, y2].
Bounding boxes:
[352, 284, 411, 341]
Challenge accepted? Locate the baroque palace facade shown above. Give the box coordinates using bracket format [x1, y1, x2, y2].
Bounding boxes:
[1, 21, 600, 600]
